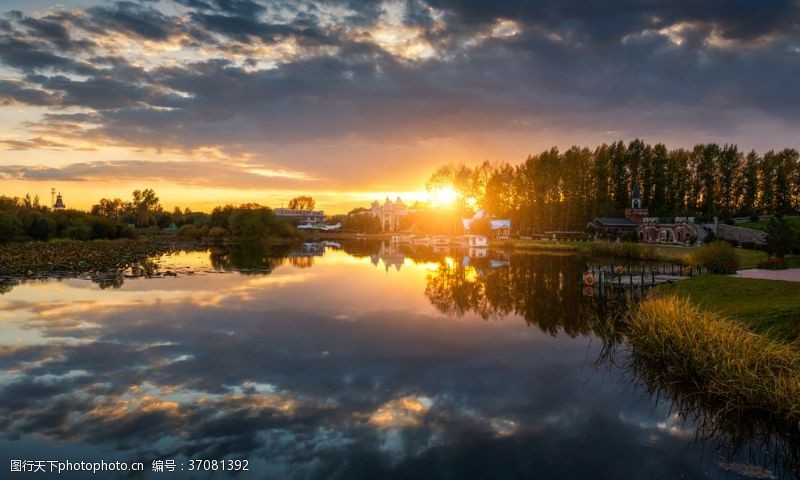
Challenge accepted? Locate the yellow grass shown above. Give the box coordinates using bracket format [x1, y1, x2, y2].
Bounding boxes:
[628, 296, 800, 425]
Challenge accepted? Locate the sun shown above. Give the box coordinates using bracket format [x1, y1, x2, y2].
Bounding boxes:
[429, 186, 458, 207]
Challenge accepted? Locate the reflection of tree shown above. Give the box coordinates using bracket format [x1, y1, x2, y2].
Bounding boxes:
[209, 243, 293, 274]
[0, 278, 18, 295]
[425, 251, 800, 475]
[92, 274, 124, 290]
[424, 253, 627, 337]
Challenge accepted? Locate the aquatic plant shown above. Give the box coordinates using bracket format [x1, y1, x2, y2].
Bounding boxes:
[627, 296, 800, 428]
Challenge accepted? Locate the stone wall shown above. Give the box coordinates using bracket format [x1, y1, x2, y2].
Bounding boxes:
[716, 223, 767, 245]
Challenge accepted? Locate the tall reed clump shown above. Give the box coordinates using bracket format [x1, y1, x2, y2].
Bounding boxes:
[588, 241, 661, 261]
[628, 296, 800, 426]
[691, 240, 739, 273]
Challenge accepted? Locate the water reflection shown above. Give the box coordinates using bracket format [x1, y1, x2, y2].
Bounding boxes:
[0, 240, 795, 479]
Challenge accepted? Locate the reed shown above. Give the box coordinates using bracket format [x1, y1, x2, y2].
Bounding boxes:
[587, 241, 665, 261]
[627, 296, 800, 427]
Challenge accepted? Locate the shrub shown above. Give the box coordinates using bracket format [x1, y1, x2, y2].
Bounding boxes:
[176, 224, 206, 241]
[724, 218, 736, 225]
[750, 214, 760, 222]
[0, 211, 20, 243]
[90, 217, 118, 239]
[116, 224, 137, 239]
[65, 224, 92, 240]
[27, 215, 52, 240]
[765, 217, 799, 258]
[741, 241, 756, 250]
[208, 227, 228, 239]
[691, 240, 738, 273]
[757, 257, 786, 270]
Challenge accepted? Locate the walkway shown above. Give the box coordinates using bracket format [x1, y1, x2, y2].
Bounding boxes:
[733, 268, 800, 282]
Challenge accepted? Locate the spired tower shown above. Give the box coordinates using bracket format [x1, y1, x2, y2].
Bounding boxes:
[631, 182, 642, 209]
[624, 183, 648, 223]
[53, 192, 66, 210]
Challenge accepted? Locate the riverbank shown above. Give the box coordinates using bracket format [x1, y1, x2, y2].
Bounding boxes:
[0, 236, 297, 277]
[627, 295, 800, 434]
[656, 275, 800, 341]
[493, 238, 774, 268]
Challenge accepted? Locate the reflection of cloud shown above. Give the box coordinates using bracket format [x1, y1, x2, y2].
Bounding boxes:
[0, 251, 767, 478]
[369, 395, 433, 428]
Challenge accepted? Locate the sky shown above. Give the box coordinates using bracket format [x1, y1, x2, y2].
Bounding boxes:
[0, 0, 799, 213]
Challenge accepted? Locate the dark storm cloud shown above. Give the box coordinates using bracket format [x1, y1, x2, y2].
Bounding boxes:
[83, 1, 182, 41]
[0, 0, 798, 169]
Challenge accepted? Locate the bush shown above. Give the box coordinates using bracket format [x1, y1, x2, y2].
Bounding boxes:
[90, 217, 118, 239]
[208, 227, 228, 239]
[27, 215, 52, 240]
[176, 224, 206, 241]
[750, 214, 760, 222]
[740, 241, 756, 250]
[0, 211, 20, 243]
[691, 240, 738, 273]
[757, 258, 786, 270]
[724, 218, 736, 226]
[65, 224, 92, 240]
[620, 230, 638, 242]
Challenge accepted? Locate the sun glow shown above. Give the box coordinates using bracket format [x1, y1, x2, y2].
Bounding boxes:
[428, 186, 458, 207]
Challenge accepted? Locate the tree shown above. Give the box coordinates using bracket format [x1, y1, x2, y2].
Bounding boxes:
[765, 217, 798, 258]
[91, 198, 125, 219]
[288, 196, 315, 210]
[130, 189, 162, 227]
[0, 211, 20, 243]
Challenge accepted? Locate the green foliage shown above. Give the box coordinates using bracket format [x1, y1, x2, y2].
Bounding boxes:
[764, 217, 799, 258]
[691, 241, 739, 273]
[428, 142, 800, 234]
[0, 211, 20, 243]
[176, 225, 207, 241]
[331, 213, 381, 233]
[228, 206, 296, 240]
[65, 224, 92, 240]
[27, 215, 52, 240]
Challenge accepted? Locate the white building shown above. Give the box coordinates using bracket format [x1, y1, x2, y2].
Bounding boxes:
[274, 208, 325, 224]
[371, 197, 409, 232]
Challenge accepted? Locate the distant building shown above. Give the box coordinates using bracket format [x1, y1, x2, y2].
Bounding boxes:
[462, 210, 511, 238]
[274, 208, 325, 224]
[53, 193, 66, 210]
[371, 197, 409, 232]
[465, 234, 488, 247]
[587, 184, 707, 244]
[587, 184, 647, 235]
[637, 217, 702, 244]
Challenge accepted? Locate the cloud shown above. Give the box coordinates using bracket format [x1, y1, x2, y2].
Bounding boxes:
[0, 159, 314, 188]
[0, 0, 798, 187]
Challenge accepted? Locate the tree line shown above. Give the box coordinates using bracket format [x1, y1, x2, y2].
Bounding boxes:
[0, 190, 311, 243]
[428, 140, 800, 233]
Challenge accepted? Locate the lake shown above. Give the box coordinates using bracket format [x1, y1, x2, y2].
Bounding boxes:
[0, 241, 793, 479]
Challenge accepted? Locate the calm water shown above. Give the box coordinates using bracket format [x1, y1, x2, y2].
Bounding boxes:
[0, 242, 793, 479]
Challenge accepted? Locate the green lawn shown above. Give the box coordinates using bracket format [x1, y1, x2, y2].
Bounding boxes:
[738, 215, 800, 232]
[657, 275, 800, 342]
